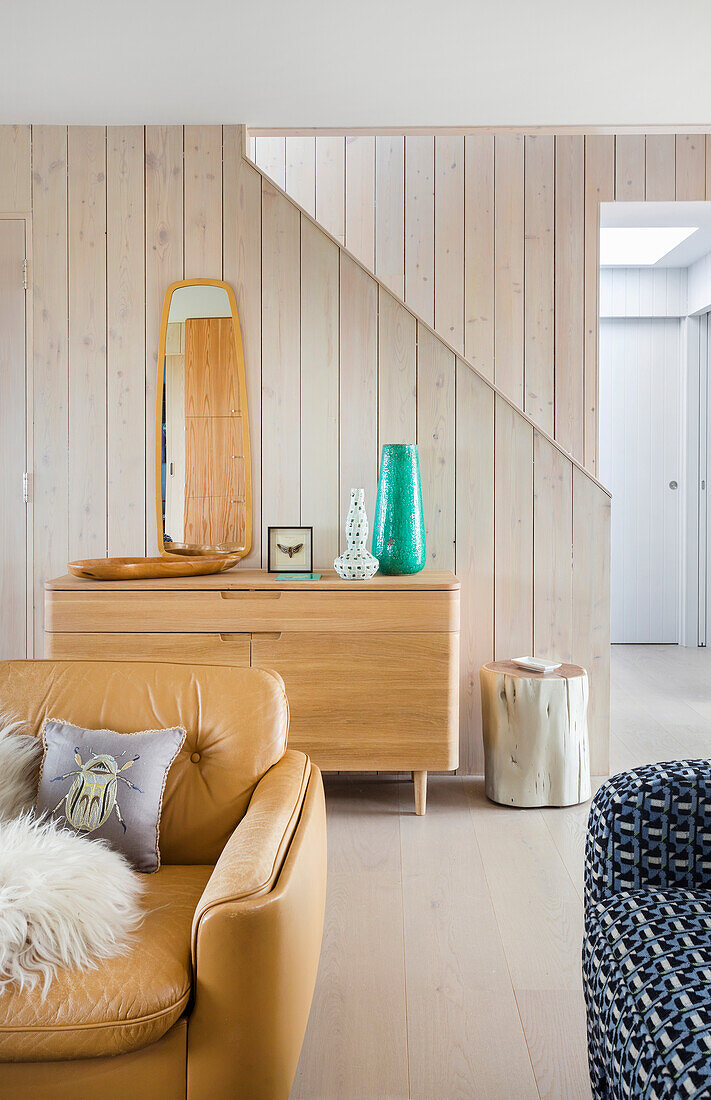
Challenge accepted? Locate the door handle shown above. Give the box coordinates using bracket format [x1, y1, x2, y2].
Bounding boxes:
[220, 590, 281, 601]
[669, 480, 678, 490]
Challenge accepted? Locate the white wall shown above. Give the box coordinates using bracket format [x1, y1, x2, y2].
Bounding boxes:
[600, 253, 711, 320]
[2, 0, 711, 125]
[600, 267, 687, 318]
[687, 253, 711, 315]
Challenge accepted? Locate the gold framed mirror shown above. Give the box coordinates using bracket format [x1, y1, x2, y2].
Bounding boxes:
[155, 279, 252, 560]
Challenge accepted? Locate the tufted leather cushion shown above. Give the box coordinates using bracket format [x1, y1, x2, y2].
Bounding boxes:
[0, 865, 212, 1061]
[0, 661, 289, 864]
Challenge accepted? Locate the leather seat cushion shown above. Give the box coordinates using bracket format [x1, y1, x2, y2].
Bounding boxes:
[0, 865, 212, 1062]
[0, 661, 289, 863]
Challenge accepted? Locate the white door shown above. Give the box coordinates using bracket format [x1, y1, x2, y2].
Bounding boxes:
[599, 317, 682, 643]
[700, 312, 711, 646]
[0, 219, 28, 658]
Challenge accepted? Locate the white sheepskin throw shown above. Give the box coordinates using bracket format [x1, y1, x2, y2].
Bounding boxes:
[0, 722, 145, 995]
[0, 814, 144, 995]
[0, 719, 42, 819]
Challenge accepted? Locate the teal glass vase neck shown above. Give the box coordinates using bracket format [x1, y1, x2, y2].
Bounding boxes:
[371, 444, 426, 575]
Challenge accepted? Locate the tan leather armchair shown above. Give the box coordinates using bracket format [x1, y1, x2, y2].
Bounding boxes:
[0, 660, 327, 1100]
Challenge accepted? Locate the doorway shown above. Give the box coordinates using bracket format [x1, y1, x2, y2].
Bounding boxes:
[0, 216, 31, 659]
[599, 201, 711, 645]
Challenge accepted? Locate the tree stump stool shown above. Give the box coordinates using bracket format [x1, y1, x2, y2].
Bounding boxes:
[479, 661, 591, 807]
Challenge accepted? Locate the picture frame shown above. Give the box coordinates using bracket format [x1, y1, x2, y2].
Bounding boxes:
[267, 526, 314, 573]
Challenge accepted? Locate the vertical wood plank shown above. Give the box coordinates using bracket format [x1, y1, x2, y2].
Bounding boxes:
[524, 135, 554, 434]
[515, 989, 591, 1098]
[676, 134, 706, 200]
[494, 135, 524, 406]
[615, 135, 645, 199]
[417, 325, 455, 571]
[434, 135, 464, 354]
[292, 783, 409, 1098]
[375, 135, 405, 299]
[106, 126, 145, 556]
[32, 126, 68, 653]
[533, 433, 573, 661]
[400, 781, 540, 1098]
[339, 253, 378, 544]
[378, 288, 416, 446]
[345, 136, 375, 270]
[261, 180, 301, 558]
[494, 396, 533, 660]
[645, 134, 676, 200]
[223, 127, 262, 567]
[554, 135, 585, 462]
[286, 136, 316, 216]
[573, 466, 611, 774]
[456, 361, 494, 774]
[316, 137, 345, 245]
[254, 136, 285, 189]
[464, 135, 494, 380]
[184, 125, 222, 278]
[584, 136, 615, 474]
[405, 136, 435, 326]
[0, 126, 32, 211]
[301, 217, 340, 567]
[67, 126, 107, 561]
[145, 125, 183, 553]
[0, 218, 27, 657]
[470, 800, 586, 989]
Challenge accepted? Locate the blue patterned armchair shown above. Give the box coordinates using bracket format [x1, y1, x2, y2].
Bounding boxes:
[583, 761, 711, 1099]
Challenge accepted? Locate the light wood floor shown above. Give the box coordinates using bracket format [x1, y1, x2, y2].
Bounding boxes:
[291, 645, 711, 1099]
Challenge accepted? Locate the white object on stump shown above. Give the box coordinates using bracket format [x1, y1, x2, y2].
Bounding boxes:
[480, 660, 591, 807]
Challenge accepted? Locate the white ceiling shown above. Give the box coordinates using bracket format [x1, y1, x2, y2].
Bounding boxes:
[3, 0, 711, 126]
[601, 202, 711, 267]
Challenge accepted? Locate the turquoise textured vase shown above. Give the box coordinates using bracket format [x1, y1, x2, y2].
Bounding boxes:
[371, 444, 426, 575]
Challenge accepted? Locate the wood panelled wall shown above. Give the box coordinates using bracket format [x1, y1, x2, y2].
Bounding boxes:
[0, 123, 610, 775]
[251, 130, 711, 473]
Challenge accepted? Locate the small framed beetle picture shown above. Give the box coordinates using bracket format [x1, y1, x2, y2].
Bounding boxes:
[267, 526, 314, 573]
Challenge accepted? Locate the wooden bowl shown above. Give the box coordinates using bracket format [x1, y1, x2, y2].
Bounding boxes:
[67, 556, 241, 581]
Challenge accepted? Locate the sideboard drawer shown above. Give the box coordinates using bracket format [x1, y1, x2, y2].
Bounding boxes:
[251, 631, 459, 772]
[46, 589, 458, 634]
[44, 631, 252, 667]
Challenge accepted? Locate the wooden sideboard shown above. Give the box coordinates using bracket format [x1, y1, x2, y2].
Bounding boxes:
[45, 570, 460, 814]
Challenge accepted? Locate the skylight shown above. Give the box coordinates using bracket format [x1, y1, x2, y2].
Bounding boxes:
[600, 226, 698, 266]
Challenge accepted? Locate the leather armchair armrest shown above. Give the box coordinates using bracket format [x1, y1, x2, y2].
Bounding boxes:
[192, 750, 312, 927]
[187, 750, 327, 1100]
[585, 760, 711, 911]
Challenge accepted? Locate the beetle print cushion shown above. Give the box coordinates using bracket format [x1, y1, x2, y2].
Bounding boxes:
[36, 719, 186, 873]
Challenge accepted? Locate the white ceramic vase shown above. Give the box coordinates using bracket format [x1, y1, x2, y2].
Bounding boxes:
[334, 488, 379, 580]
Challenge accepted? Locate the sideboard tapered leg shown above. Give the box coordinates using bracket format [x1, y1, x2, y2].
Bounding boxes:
[413, 770, 427, 816]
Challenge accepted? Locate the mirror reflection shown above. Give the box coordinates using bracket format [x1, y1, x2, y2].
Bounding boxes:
[158, 281, 251, 558]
